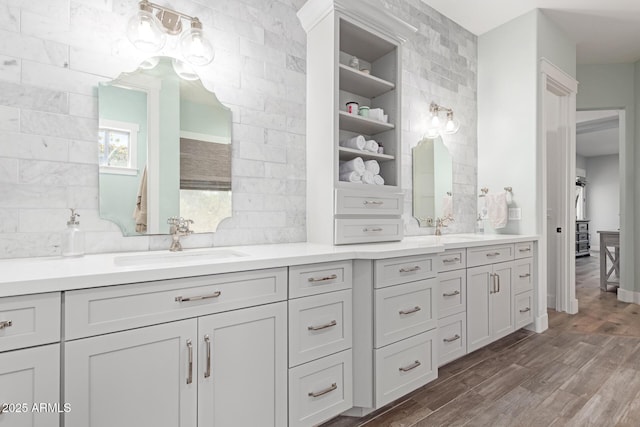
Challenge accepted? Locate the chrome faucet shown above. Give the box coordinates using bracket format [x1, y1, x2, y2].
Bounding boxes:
[167, 217, 194, 251]
[435, 215, 454, 236]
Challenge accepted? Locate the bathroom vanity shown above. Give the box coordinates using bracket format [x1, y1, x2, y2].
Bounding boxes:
[0, 234, 539, 427]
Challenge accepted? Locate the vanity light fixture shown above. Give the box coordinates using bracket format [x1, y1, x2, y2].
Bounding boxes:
[424, 102, 460, 138]
[126, 0, 214, 66]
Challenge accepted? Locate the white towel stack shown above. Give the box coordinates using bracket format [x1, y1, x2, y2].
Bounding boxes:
[339, 135, 366, 150]
[364, 139, 379, 153]
[338, 158, 384, 185]
[339, 157, 365, 175]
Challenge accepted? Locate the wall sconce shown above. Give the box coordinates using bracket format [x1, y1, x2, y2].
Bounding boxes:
[126, 0, 214, 66]
[424, 102, 460, 138]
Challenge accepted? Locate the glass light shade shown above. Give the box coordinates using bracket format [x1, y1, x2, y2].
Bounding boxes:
[180, 27, 214, 66]
[172, 58, 199, 81]
[443, 115, 460, 134]
[424, 112, 442, 138]
[126, 10, 166, 53]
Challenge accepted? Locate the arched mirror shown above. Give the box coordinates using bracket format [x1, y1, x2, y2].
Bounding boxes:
[98, 57, 232, 235]
[412, 136, 453, 226]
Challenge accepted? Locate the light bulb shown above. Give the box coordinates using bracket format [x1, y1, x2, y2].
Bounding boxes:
[443, 112, 460, 134]
[126, 9, 166, 52]
[180, 23, 214, 66]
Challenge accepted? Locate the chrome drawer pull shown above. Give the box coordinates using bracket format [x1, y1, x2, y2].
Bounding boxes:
[399, 266, 421, 273]
[399, 306, 421, 315]
[363, 200, 384, 205]
[363, 227, 383, 232]
[308, 320, 337, 331]
[204, 335, 211, 378]
[486, 252, 501, 257]
[443, 334, 461, 343]
[0, 320, 12, 329]
[308, 274, 338, 283]
[308, 382, 337, 398]
[519, 248, 531, 252]
[186, 339, 193, 385]
[175, 291, 221, 303]
[520, 307, 531, 313]
[399, 360, 421, 372]
[443, 290, 461, 297]
[442, 257, 460, 263]
[519, 273, 531, 278]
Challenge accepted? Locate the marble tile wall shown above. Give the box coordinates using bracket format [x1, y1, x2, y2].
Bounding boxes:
[0, 0, 476, 259]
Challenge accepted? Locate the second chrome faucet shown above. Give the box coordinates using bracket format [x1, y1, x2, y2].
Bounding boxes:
[167, 216, 194, 251]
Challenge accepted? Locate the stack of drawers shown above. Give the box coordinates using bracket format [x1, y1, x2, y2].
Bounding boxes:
[513, 242, 535, 328]
[436, 249, 467, 366]
[287, 261, 354, 427]
[372, 255, 438, 408]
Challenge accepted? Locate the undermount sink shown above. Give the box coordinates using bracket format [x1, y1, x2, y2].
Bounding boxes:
[114, 248, 247, 266]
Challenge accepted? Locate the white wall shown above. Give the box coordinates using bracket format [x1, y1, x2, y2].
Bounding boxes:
[586, 155, 620, 251]
[576, 154, 586, 173]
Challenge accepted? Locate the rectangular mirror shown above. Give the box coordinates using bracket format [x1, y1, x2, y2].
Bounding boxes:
[412, 136, 453, 226]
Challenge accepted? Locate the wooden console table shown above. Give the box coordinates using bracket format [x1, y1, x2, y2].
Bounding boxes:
[597, 230, 620, 292]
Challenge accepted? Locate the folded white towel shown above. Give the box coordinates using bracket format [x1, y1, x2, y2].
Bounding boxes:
[364, 160, 380, 175]
[340, 135, 365, 150]
[339, 171, 362, 182]
[364, 140, 379, 153]
[487, 193, 508, 229]
[361, 170, 375, 184]
[339, 157, 365, 175]
[442, 195, 453, 218]
[373, 174, 384, 185]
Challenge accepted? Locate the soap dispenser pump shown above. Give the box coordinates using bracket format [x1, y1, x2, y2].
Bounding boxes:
[62, 208, 85, 257]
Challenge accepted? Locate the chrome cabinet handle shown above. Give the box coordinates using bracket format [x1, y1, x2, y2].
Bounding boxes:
[442, 257, 460, 263]
[363, 227, 383, 232]
[519, 273, 531, 278]
[519, 248, 531, 252]
[308, 274, 337, 283]
[443, 334, 461, 343]
[520, 307, 531, 313]
[399, 306, 421, 315]
[486, 252, 501, 257]
[0, 320, 12, 329]
[363, 200, 384, 205]
[443, 290, 460, 297]
[399, 360, 421, 372]
[399, 266, 421, 273]
[489, 273, 496, 294]
[308, 383, 337, 398]
[308, 320, 337, 331]
[497, 274, 501, 293]
[175, 291, 221, 303]
[186, 339, 193, 385]
[204, 335, 211, 378]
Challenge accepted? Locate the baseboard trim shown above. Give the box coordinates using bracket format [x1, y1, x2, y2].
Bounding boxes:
[569, 298, 579, 314]
[342, 407, 374, 418]
[529, 312, 549, 333]
[618, 288, 640, 304]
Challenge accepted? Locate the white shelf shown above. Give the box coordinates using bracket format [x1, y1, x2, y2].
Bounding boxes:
[338, 146, 394, 162]
[339, 111, 394, 135]
[336, 181, 399, 192]
[339, 64, 394, 98]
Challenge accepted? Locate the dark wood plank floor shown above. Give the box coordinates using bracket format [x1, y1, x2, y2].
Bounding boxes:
[323, 253, 640, 427]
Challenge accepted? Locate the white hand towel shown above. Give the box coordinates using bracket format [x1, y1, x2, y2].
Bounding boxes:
[364, 160, 380, 175]
[339, 171, 362, 182]
[361, 170, 375, 184]
[486, 193, 508, 229]
[373, 174, 385, 185]
[339, 135, 365, 150]
[339, 157, 365, 174]
[442, 195, 453, 218]
[364, 139, 379, 153]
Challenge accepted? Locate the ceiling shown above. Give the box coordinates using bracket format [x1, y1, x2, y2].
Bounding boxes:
[576, 110, 619, 157]
[422, 0, 640, 64]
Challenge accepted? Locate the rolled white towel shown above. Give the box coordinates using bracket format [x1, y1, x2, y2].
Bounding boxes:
[339, 135, 366, 150]
[362, 170, 375, 184]
[364, 160, 380, 175]
[339, 171, 362, 182]
[364, 139, 379, 153]
[373, 174, 385, 185]
[339, 157, 365, 174]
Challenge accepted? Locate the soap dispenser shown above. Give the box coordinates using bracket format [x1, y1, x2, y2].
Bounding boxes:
[475, 214, 485, 234]
[62, 208, 85, 257]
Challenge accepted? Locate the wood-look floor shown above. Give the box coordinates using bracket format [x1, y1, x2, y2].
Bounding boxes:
[323, 253, 640, 427]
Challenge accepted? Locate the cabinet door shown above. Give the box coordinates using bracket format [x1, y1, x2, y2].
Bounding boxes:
[65, 320, 197, 427]
[0, 344, 60, 427]
[491, 262, 514, 340]
[466, 264, 492, 352]
[198, 302, 287, 427]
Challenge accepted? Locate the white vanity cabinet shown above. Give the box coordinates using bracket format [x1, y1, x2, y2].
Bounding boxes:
[437, 249, 468, 366]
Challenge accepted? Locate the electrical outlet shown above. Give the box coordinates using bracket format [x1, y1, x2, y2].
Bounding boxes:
[508, 208, 521, 220]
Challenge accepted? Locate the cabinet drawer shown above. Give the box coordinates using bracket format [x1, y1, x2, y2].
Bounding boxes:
[375, 279, 437, 348]
[335, 218, 403, 245]
[374, 330, 437, 408]
[577, 222, 588, 232]
[515, 241, 534, 259]
[289, 349, 353, 427]
[438, 270, 466, 319]
[0, 292, 60, 352]
[438, 312, 467, 367]
[289, 260, 352, 299]
[438, 248, 467, 272]
[65, 267, 287, 340]
[335, 189, 403, 216]
[467, 244, 514, 267]
[514, 258, 534, 294]
[374, 255, 436, 288]
[289, 290, 352, 367]
[515, 291, 534, 329]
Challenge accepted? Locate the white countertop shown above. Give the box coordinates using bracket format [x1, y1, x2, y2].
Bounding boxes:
[0, 234, 538, 297]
